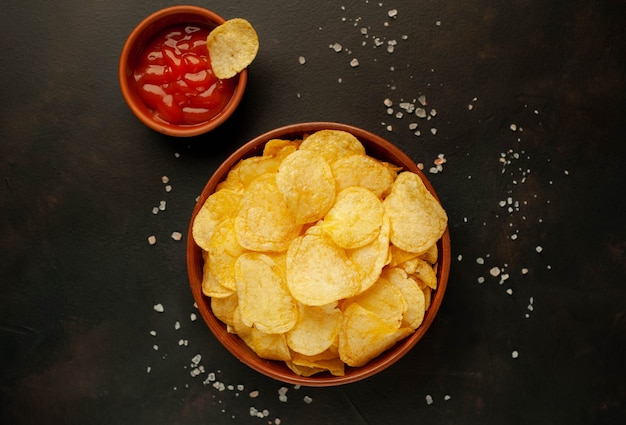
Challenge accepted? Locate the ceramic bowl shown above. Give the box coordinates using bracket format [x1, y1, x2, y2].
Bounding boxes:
[118, 5, 247, 137]
[186, 122, 451, 386]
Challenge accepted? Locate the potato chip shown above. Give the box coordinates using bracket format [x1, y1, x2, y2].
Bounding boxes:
[286, 303, 342, 356]
[322, 187, 383, 249]
[234, 173, 301, 252]
[331, 154, 396, 198]
[235, 252, 297, 334]
[404, 257, 438, 290]
[276, 149, 336, 224]
[388, 244, 420, 268]
[383, 171, 448, 254]
[210, 293, 238, 327]
[346, 278, 407, 329]
[202, 258, 235, 298]
[286, 228, 360, 306]
[346, 214, 391, 293]
[206, 18, 259, 79]
[290, 351, 345, 377]
[419, 242, 438, 264]
[382, 267, 426, 329]
[299, 130, 366, 164]
[230, 309, 292, 361]
[263, 139, 300, 157]
[338, 303, 414, 367]
[207, 218, 246, 291]
[192, 189, 242, 251]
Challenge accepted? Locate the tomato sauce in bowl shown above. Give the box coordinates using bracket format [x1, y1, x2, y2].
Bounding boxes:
[132, 24, 236, 126]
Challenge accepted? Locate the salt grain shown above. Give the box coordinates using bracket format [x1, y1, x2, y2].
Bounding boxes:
[161, 176, 169, 184]
[512, 350, 519, 359]
[425, 394, 433, 405]
[190, 313, 197, 321]
[153, 303, 164, 313]
[476, 257, 485, 265]
[148, 235, 157, 245]
[298, 56, 306, 64]
[444, 394, 451, 401]
[489, 267, 501, 277]
[303, 396, 313, 404]
[350, 58, 360, 67]
[171, 231, 183, 241]
[535, 246, 543, 253]
[174, 321, 181, 330]
[249, 390, 259, 398]
[388, 9, 398, 18]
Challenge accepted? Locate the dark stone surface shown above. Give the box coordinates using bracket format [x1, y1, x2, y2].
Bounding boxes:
[1, 1, 624, 424]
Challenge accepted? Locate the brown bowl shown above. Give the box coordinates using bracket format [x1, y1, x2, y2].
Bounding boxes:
[118, 5, 247, 137]
[186, 122, 451, 386]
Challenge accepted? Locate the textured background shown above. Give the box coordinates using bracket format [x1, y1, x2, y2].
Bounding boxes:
[1, 1, 625, 424]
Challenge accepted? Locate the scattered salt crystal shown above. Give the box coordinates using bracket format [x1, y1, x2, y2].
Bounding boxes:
[436, 20, 442, 26]
[457, 254, 463, 261]
[161, 176, 169, 184]
[171, 232, 183, 241]
[331, 42, 343, 52]
[153, 344, 159, 351]
[207, 372, 216, 382]
[506, 288, 513, 295]
[190, 313, 197, 321]
[303, 396, 313, 404]
[298, 56, 306, 64]
[174, 152, 180, 158]
[153, 303, 164, 313]
[174, 321, 181, 330]
[468, 104, 474, 110]
[418, 95, 427, 106]
[165, 185, 172, 192]
[444, 394, 451, 401]
[489, 267, 501, 277]
[383, 98, 393, 107]
[521, 267, 529, 274]
[512, 350, 519, 359]
[388, 9, 398, 18]
[476, 257, 485, 264]
[430, 128, 437, 135]
[477, 276, 485, 284]
[430, 109, 437, 116]
[159, 200, 166, 211]
[279, 394, 288, 402]
[148, 235, 156, 245]
[191, 354, 201, 365]
[278, 387, 289, 395]
[152, 207, 159, 215]
[510, 124, 517, 131]
[146, 366, 151, 373]
[249, 390, 259, 398]
[535, 245, 543, 253]
[350, 58, 359, 67]
[416, 108, 427, 118]
[425, 394, 433, 405]
[149, 330, 156, 336]
[409, 123, 418, 130]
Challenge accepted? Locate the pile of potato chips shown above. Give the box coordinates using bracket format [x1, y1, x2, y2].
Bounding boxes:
[192, 130, 448, 376]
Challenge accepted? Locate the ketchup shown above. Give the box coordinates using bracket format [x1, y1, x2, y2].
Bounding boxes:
[132, 25, 236, 126]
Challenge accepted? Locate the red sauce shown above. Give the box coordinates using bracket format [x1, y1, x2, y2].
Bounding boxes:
[132, 24, 236, 126]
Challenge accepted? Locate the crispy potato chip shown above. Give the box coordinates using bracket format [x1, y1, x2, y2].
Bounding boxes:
[192, 189, 242, 251]
[206, 18, 259, 79]
[403, 257, 438, 290]
[276, 149, 336, 224]
[286, 303, 342, 356]
[299, 130, 366, 164]
[331, 154, 396, 197]
[346, 214, 391, 293]
[388, 244, 420, 268]
[230, 309, 292, 361]
[382, 267, 426, 329]
[235, 252, 297, 334]
[286, 228, 360, 306]
[202, 258, 235, 298]
[383, 171, 448, 254]
[234, 173, 301, 252]
[338, 303, 414, 367]
[419, 242, 438, 264]
[346, 278, 407, 329]
[207, 218, 246, 291]
[210, 293, 238, 327]
[263, 139, 300, 157]
[322, 187, 383, 249]
[290, 352, 345, 377]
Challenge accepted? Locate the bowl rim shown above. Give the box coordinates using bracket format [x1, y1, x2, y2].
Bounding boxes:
[186, 122, 451, 386]
[118, 5, 248, 137]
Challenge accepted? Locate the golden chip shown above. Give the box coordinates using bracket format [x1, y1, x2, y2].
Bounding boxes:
[206, 18, 259, 79]
[210, 293, 238, 327]
[207, 218, 246, 291]
[338, 303, 414, 367]
[322, 187, 383, 249]
[286, 303, 342, 356]
[299, 130, 366, 164]
[230, 309, 292, 361]
[419, 242, 439, 264]
[290, 351, 345, 377]
[234, 173, 301, 252]
[192, 189, 242, 251]
[346, 278, 407, 329]
[388, 244, 420, 268]
[331, 154, 396, 198]
[276, 149, 336, 224]
[202, 258, 235, 298]
[263, 139, 300, 157]
[235, 252, 297, 334]
[383, 171, 448, 254]
[402, 257, 438, 290]
[346, 214, 391, 293]
[382, 267, 426, 329]
[286, 227, 360, 306]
